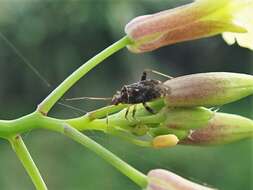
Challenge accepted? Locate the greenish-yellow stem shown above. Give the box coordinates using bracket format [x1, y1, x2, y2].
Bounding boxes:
[37, 36, 131, 115]
[61, 124, 148, 188]
[9, 135, 47, 190]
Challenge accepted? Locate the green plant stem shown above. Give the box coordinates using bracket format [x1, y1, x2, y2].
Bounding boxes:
[108, 126, 152, 147]
[0, 100, 165, 137]
[9, 135, 47, 190]
[0, 111, 65, 137]
[66, 100, 166, 131]
[37, 36, 131, 115]
[60, 124, 148, 188]
[87, 104, 128, 120]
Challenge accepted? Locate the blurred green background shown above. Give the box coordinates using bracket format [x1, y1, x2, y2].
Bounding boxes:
[0, 0, 252, 189]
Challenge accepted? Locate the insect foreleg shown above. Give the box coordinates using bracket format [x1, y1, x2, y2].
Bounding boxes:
[141, 71, 147, 81]
[143, 102, 155, 114]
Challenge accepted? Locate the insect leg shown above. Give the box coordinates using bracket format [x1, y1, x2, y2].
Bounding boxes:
[125, 106, 130, 120]
[143, 102, 155, 114]
[106, 111, 109, 129]
[141, 71, 147, 81]
[144, 69, 173, 79]
[66, 96, 111, 101]
[132, 104, 137, 119]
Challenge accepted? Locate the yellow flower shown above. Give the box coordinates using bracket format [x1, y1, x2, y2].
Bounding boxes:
[222, 1, 253, 50]
[125, 0, 252, 53]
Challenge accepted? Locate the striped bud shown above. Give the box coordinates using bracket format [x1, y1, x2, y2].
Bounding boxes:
[180, 112, 253, 145]
[149, 107, 213, 141]
[163, 72, 253, 107]
[151, 107, 253, 145]
[161, 107, 213, 130]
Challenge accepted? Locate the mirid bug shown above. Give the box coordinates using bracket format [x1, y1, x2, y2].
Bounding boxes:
[66, 69, 173, 119]
[111, 70, 173, 118]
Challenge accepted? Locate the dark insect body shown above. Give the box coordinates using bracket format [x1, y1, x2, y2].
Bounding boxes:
[111, 70, 172, 118]
[66, 70, 172, 119]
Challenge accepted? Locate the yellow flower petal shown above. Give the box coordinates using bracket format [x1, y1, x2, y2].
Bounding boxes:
[222, 1, 253, 50]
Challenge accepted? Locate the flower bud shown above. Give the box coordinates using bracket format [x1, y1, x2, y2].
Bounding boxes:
[161, 107, 213, 130]
[180, 112, 253, 145]
[163, 72, 253, 107]
[147, 169, 214, 190]
[149, 107, 213, 142]
[125, 0, 251, 53]
[152, 134, 179, 149]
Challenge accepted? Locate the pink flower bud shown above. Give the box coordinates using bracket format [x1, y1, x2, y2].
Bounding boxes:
[147, 169, 214, 190]
[125, 0, 251, 53]
[163, 72, 253, 107]
[151, 106, 253, 145]
[180, 112, 253, 145]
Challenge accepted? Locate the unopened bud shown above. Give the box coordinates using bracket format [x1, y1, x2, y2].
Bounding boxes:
[164, 72, 253, 107]
[152, 134, 179, 148]
[180, 112, 253, 145]
[161, 107, 213, 130]
[150, 107, 213, 141]
[147, 169, 214, 190]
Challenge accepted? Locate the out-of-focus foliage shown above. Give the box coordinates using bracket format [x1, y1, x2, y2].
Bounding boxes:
[0, 0, 252, 190]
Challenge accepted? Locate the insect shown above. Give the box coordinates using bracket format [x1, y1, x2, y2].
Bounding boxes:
[66, 69, 173, 119]
[111, 70, 172, 118]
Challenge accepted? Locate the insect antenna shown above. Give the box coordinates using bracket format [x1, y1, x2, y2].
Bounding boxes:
[144, 69, 174, 79]
[66, 97, 115, 132]
[65, 96, 112, 123]
[57, 102, 88, 114]
[65, 96, 112, 101]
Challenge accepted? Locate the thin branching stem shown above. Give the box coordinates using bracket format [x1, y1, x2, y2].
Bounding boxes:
[38, 36, 131, 115]
[61, 124, 148, 188]
[9, 135, 47, 190]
